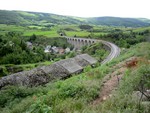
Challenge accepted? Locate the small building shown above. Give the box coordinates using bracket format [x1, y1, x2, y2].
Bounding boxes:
[52, 46, 59, 53]
[59, 48, 65, 54]
[65, 47, 70, 53]
[26, 41, 33, 49]
[44, 45, 52, 53]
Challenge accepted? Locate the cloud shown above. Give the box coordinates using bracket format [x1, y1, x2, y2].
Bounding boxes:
[0, 0, 149, 18]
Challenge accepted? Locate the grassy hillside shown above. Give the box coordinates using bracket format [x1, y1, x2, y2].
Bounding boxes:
[0, 10, 84, 26]
[87, 16, 150, 27]
[0, 42, 149, 113]
[0, 10, 150, 27]
[137, 18, 150, 23]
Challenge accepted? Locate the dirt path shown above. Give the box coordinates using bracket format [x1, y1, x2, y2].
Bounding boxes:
[92, 67, 127, 105]
[91, 57, 138, 106]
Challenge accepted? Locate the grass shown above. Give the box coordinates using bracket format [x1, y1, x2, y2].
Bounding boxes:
[132, 26, 150, 32]
[66, 31, 90, 37]
[0, 24, 60, 38]
[17, 11, 38, 17]
[0, 63, 108, 113]
[0, 24, 133, 38]
[0, 61, 53, 76]
[28, 25, 46, 29]
[18, 61, 53, 69]
[23, 30, 59, 37]
[0, 24, 26, 35]
[90, 63, 150, 113]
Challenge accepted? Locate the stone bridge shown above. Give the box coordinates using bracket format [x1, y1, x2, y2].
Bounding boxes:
[66, 37, 98, 49]
[66, 37, 120, 64]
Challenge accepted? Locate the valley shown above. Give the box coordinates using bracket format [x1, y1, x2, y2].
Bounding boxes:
[0, 10, 150, 113]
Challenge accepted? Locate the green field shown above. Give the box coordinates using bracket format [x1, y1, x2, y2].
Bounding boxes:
[2, 24, 148, 38]
[0, 24, 26, 35]
[23, 30, 59, 37]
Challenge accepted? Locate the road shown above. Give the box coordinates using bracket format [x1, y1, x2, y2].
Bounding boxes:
[66, 37, 120, 64]
[100, 40, 120, 64]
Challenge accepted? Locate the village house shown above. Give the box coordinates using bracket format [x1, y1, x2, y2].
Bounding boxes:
[44, 45, 52, 53]
[44, 45, 70, 54]
[26, 41, 33, 49]
[65, 47, 70, 53]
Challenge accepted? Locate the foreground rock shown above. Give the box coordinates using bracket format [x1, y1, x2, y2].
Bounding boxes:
[0, 54, 97, 88]
[132, 90, 150, 101]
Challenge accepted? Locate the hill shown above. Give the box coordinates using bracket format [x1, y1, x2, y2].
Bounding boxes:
[0, 10, 150, 27]
[87, 16, 150, 27]
[0, 10, 85, 26]
[137, 18, 150, 23]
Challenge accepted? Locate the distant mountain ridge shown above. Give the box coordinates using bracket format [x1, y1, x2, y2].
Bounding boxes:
[0, 10, 150, 27]
[87, 16, 150, 27]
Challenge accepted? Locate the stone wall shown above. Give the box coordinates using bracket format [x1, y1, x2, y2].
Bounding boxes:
[0, 54, 97, 88]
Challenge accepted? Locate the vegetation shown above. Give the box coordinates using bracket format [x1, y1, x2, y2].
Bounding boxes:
[81, 43, 109, 62]
[0, 31, 74, 76]
[0, 32, 46, 65]
[87, 16, 150, 27]
[0, 61, 52, 77]
[0, 9, 150, 113]
[0, 42, 149, 113]
[94, 28, 150, 48]
[0, 10, 150, 27]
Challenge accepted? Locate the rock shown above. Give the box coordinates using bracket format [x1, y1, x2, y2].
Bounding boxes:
[102, 96, 107, 101]
[132, 90, 150, 101]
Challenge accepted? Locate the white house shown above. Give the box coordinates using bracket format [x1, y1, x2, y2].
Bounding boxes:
[44, 45, 52, 53]
[26, 41, 33, 49]
[65, 47, 70, 53]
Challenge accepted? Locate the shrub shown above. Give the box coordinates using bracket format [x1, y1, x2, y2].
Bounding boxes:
[0, 85, 47, 108]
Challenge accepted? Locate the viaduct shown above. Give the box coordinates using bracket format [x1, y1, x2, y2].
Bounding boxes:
[65, 37, 120, 64]
[66, 37, 97, 49]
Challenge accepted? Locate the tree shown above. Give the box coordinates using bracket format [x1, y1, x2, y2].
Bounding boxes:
[53, 41, 58, 47]
[30, 34, 37, 42]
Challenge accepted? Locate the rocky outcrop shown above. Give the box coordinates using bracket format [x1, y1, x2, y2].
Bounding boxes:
[0, 54, 97, 88]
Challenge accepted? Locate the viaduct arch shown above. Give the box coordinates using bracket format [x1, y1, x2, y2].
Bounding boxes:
[66, 37, 97, 49]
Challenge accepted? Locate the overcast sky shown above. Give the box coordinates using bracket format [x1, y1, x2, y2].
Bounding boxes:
[0, 0, 149, 18]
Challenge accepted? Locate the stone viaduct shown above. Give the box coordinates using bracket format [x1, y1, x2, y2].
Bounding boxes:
[66, 37, 97, 49]
[65, 37, 120, 64]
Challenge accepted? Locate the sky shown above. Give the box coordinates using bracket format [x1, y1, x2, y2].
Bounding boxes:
[0, 0, 150, 19]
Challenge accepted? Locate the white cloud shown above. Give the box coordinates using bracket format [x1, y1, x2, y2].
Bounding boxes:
[0, 0, 149, 18]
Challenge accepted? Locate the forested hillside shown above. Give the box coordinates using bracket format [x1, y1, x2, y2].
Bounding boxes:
[0, 10, 150, 27]
[87, 17, 150, 27]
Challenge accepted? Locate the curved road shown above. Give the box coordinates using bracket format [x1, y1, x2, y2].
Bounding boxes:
[100, 40, 120, 64]
[65, 37, 120, 64]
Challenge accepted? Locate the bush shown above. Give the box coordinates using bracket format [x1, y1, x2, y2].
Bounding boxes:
[0, 85, 47, 108]
[79, 25, 93, 30]
[94, 64, 150, 113]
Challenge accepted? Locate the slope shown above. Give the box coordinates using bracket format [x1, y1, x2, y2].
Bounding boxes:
[0, 10, 150, 27]
[87, 16, 150, 27]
